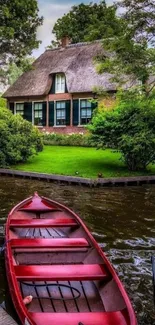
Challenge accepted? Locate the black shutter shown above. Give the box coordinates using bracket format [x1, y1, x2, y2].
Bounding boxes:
[24, 102, 32, 122]
[49, 101, 54, 126]
[9, 102, 14, 114]
[73, 99, 79, 126]
[91, 100, 98, 117]
[66, 100, 70, 125]
[91, 101, 98, 110]
[42, 102, 47, 126]
[50, 75, 55, 94]
[65, 77, 68, 93]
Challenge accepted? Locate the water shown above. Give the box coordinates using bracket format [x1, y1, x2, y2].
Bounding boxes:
[0, 176, 155, 324]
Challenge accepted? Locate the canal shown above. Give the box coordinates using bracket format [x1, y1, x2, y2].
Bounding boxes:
[0, 176, 155, 324]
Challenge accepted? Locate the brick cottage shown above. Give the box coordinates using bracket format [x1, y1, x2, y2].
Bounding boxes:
[3, 39, 118, 134]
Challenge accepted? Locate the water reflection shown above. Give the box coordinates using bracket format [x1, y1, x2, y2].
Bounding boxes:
[0, 177, 155, 324]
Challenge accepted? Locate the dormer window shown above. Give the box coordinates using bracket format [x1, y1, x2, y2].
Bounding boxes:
[55, 74, 65, 93]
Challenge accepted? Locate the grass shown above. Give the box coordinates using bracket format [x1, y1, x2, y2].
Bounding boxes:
[13, 146, 155, 179]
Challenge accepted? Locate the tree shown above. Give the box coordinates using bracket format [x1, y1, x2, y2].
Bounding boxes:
[50, 1, 123, 47]
[88, 91, 155, 171]
[0, 107, 43, 167]
[0, 0, 43, 63]
[97, 0, 155, 94]
[7, 57, 35, 85]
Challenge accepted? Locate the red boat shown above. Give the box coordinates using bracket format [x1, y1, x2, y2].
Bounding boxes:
[5, 193, 137, 325]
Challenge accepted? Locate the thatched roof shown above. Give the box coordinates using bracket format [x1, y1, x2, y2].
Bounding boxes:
[3, 41, 119, 98]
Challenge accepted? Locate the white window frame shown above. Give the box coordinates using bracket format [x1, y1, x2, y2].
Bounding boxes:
[15, 102, 24, 115]
[33, 101, 44, 127]
[55, 74, 65, 94]
[54, 100, 66, 127]
[78, 98, 92, 126]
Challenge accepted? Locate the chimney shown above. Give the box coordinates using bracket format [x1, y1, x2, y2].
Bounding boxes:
[61, 36, 70, 48]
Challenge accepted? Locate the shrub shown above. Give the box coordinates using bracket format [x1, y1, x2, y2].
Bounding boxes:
[43, 132, 93, 147]
[0, 107, 43, 167]
[0, 96, 7, 108]
[88, 91, 155, 171]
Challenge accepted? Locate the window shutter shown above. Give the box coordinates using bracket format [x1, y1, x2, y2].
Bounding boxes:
[65, 77, 68, 93]
[24, 102, 32, 122]
[49, 101, 54, 126]
[91, 101, 98, 112]
[91, 100, 98, 120]
[42, 102, 47, 126]
[73, 99, 79, 126]
[9, 102, 14, 114]
[50, 75, 55, 94]
[66, 100, 70, 125]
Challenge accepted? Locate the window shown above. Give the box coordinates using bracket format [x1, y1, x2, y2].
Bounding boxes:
[34, 102, 43, 126]
[16, 103, 24, 116]
[80, 99, 92, 125]
[55, 74, 65, 93]
[56, 101, 66, 125]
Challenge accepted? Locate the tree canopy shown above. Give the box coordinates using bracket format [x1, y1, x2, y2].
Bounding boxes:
[6, 57, 35, 86]
[97, 0, 155, 94]
[0, 0, 42, 62]
[51, 1, 123, 47]
[89, 90, 155, 171]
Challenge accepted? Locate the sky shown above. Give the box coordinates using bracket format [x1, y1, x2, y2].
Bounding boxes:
[33, 0, 114, 57]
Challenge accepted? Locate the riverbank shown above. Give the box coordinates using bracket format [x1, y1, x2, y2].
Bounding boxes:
[1, 169, 155, 187]
[12, 146, 155, 179]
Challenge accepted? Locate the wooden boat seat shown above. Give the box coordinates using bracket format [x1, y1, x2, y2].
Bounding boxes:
[10, 218, 77, 228]
[14, 264, 109, 281]
[10, 238, 89, 248]
[29, 311, 128, 325]
[19, 207, 61, 212]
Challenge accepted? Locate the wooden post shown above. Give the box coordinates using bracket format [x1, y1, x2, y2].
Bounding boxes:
[0, 307, 18, 325]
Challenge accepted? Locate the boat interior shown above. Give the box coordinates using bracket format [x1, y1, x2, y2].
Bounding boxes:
[7, 195, 129, 324]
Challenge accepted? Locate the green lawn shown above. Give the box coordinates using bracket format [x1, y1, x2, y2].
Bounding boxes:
[13, 146, 155, 178]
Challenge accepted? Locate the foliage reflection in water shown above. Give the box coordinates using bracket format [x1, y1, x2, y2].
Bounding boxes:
[0, 177, 155, 324]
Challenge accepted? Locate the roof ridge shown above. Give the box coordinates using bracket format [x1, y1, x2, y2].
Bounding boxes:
[67, 39, 102, 48]
[45, 39, 102, 52]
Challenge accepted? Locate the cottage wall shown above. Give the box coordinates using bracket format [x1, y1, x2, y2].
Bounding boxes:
[43, 126, 86, 134]
[7, 92, 99, 134]
[7, 92, 116, 134]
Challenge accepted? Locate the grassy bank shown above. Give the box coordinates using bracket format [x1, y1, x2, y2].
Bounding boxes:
[13, 146, 155, 179]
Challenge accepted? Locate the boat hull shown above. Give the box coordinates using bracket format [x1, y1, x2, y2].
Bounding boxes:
[5, 193, 137, 325]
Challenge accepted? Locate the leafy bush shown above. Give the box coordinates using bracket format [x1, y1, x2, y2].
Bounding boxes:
[0, 96, 7, 108]
[88, 91, 155, 171]
[43, 132, 93, 147]
[0, 107, 43, 167]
